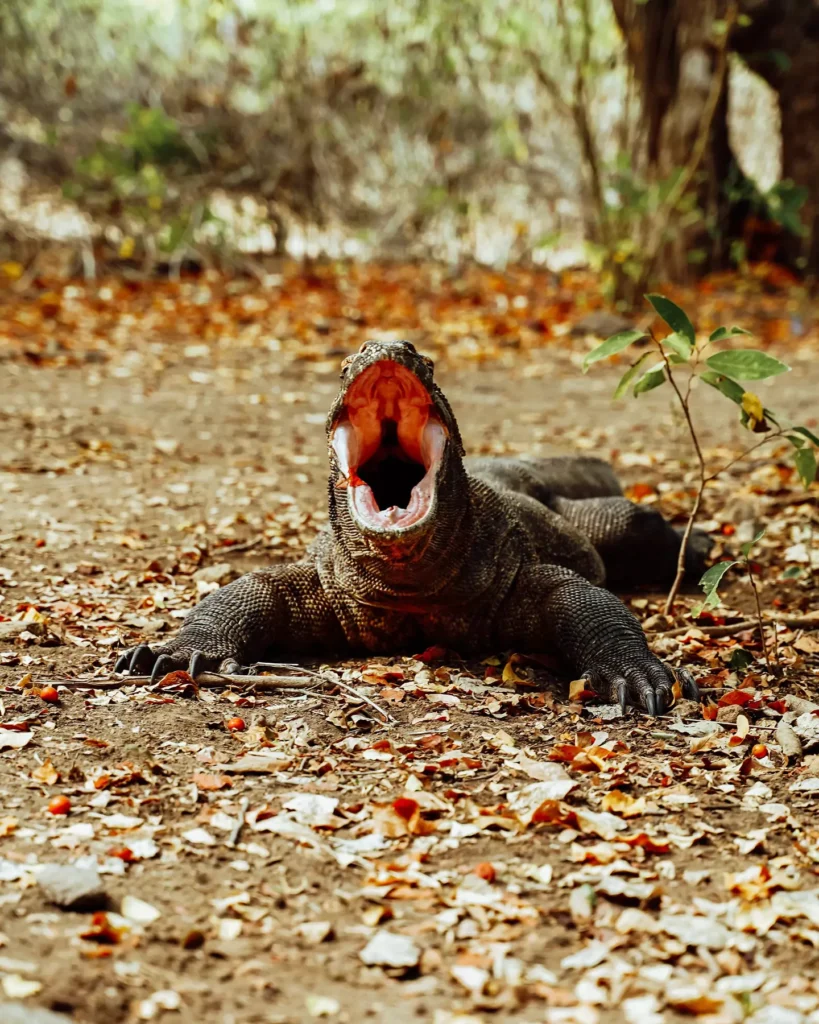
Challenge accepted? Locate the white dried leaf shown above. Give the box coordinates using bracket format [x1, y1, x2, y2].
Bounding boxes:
[182, 828, 217, 846]
[121, 895, 161, 925]
[283, 793, 339, 827]
[0, 731, 33, 749]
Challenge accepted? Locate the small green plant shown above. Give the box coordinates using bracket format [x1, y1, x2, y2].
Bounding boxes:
[698, 530, 776, 673]
[583, 293, 819, 615]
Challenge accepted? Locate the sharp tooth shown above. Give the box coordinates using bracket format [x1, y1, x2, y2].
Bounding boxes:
[421, 420, 446, 467]
[330, 422, 359, 475]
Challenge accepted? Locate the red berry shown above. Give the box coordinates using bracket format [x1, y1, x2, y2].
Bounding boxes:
[48, 795, 71, 815]
[472, 861, 496, 882]
[226, 717, 246, 732]
[39, 686, 60, 703]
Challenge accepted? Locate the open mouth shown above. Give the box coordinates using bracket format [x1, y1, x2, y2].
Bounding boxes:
[330, 360, 446, 532]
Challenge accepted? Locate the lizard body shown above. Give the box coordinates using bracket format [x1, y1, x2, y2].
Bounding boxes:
[117, 340, 706, 713]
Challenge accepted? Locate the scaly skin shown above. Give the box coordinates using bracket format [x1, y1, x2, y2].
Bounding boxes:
[117, 340, 705, 714]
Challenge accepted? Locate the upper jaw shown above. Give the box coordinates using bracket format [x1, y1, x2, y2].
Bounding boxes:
[329, 358, 447, 536]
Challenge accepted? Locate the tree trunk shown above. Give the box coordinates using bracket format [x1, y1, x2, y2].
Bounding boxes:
[613, 0, 819, 281]
[733, 0, 819, 273]
[611, 0, 747, 283]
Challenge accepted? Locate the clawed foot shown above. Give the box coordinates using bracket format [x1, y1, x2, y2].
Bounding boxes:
[115, 645, 226, 683]
[114, 644, 282, 682]
[584, 659, 699, 717]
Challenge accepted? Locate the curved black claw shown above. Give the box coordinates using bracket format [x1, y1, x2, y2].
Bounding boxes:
[150, 654, 176, 684]
[677, 667, 700, 701]
[188, 651, 207, 680]
[115, 650, 131, 674]
[129, 644, 156, 676]
[587, 656, 677, 716]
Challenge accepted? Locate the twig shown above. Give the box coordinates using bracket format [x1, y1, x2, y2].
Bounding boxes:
[649, 613, 819, 639]
[651, 620, 759, 639]
[704, 430, 787, 483]
[34, 673, 320, 690]
[28, 670, 398, 723]
[652, 331, 706, 615]
[226, 798, 249, 848]
[323, 674, 398, 724]
[745, 560, 772, 672]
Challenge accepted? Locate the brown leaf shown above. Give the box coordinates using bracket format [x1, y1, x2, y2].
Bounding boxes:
[192, 773, 233, 791]
[31, 758, 59, 785]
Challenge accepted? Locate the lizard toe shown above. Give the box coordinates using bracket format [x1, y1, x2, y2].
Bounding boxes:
[631, 661, 674, 716]
[128, 644, 156, 676]
[150, 654, 178, 684]
[675, 665, 700, 701]
[188, 651, 208, 679]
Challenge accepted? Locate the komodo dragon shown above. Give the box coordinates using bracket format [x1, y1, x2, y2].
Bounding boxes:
[117, 340, 709, 714]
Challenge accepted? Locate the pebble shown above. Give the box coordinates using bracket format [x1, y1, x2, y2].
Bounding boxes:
[359, 930, 420, 969]
[37, 863, 107, 911]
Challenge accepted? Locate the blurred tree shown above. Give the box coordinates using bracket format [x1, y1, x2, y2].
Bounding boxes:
[733, 0, 819, 273]
[611, 0, 818, 282]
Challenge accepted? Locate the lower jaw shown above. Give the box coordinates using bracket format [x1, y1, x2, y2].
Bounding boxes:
[349, 490, 436, 542]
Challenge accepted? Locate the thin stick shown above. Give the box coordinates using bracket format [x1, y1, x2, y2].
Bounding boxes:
[324, 675, 398, 724]
[29, 671, 398, 723]
[226, 798, 249, 848]
[34, 673, 320, 691]
[745, 560, 772, 672]
[652, 332, 707, 616]
[650, 620, 760, 639]
[648, 614, 819, 639]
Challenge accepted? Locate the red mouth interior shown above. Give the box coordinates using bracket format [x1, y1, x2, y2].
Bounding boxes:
[330, 360, 446, 531]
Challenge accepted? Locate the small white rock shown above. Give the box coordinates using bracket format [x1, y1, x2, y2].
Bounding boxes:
[359, 930, 420, 969]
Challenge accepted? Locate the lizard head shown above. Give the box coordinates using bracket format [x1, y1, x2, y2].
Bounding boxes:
[326, 340, 464, 545]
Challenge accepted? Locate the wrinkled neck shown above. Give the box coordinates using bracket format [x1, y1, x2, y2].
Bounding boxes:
[328, 456, 472, 599]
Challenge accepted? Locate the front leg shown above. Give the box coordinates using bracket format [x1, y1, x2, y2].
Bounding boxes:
[116, 563, 345, 680]
[497, 565, 698, 715]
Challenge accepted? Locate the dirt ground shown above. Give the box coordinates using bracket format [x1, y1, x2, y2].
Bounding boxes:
[1, 269, 819, 1024]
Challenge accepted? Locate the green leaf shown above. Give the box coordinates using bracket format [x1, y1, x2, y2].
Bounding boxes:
[794, 446, 817, 487]
[664, 331, 693, 361]
[705, 350, 790, 381]
[730, 647, 754, 672]
[792, 425, 819, 447]
[582, 329, 647, 372]
[788, 433, 805, 448]
[699, 560, 738, 609]
[645, 293, 695, 348]
[708, 325, 753, 342]
[782, 566, 805, 580]
[698, 370, 745, 404]
[613, 352, 653, 400]
[740, 528, 766, 559]
[633, 364, 666, 395]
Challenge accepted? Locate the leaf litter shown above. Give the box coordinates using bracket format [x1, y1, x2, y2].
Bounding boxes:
[0, 265, 818, 1021]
